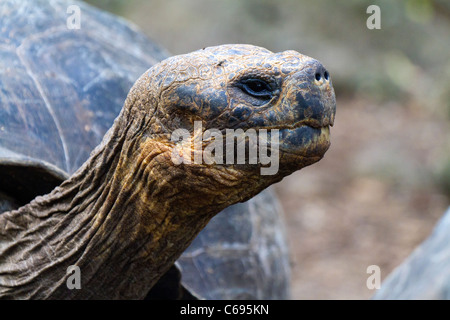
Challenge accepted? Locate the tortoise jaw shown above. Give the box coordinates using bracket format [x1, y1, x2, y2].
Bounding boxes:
[274, 97, 335, 158]
[277, 124, 330, 156]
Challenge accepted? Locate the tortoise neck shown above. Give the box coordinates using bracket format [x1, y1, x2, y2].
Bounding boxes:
[0, 112, 138, 298]
[0, 106, 261, 299]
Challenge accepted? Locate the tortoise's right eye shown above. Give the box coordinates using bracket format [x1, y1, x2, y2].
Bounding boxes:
[237, 79, 273, 100]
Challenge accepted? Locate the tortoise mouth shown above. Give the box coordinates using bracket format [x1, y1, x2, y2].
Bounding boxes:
[218, 124, 330, 176]
[164, 116, 331, 172]
[262, 118, 332, 131]
[277, 125, 330, 156]
[253, 116, 332, 157]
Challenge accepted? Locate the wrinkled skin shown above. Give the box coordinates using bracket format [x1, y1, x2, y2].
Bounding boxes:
[0, 44, 335, 299]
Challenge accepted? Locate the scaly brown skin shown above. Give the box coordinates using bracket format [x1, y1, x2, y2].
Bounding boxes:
[0, 44, 335, 299]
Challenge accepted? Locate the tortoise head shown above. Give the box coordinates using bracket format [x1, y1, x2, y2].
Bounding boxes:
[122, 44, 336, 204]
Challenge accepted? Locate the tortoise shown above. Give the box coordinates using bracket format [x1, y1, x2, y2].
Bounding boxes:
[0, 0, 292, 301]
[0, 0, 336, 299]
[1, 0, 291, 300]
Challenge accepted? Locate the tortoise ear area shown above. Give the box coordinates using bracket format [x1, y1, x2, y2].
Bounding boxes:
[165, 83, 229, 122]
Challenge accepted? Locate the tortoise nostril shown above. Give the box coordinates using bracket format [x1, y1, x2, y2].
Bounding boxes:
[313, 67, 330, 84]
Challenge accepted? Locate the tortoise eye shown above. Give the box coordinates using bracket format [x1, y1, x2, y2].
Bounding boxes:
[238, 79, 273, 99]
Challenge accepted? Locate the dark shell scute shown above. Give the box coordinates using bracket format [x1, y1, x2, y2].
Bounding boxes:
[0, 48, 66, 170]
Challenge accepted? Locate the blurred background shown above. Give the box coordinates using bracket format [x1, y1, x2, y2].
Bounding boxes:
[86, 0, 450, 299]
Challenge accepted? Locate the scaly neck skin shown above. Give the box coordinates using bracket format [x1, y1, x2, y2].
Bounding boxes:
[0, 108, 271, 300]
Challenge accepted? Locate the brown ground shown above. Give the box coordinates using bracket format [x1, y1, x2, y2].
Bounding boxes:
[274, 97, 449, 299]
